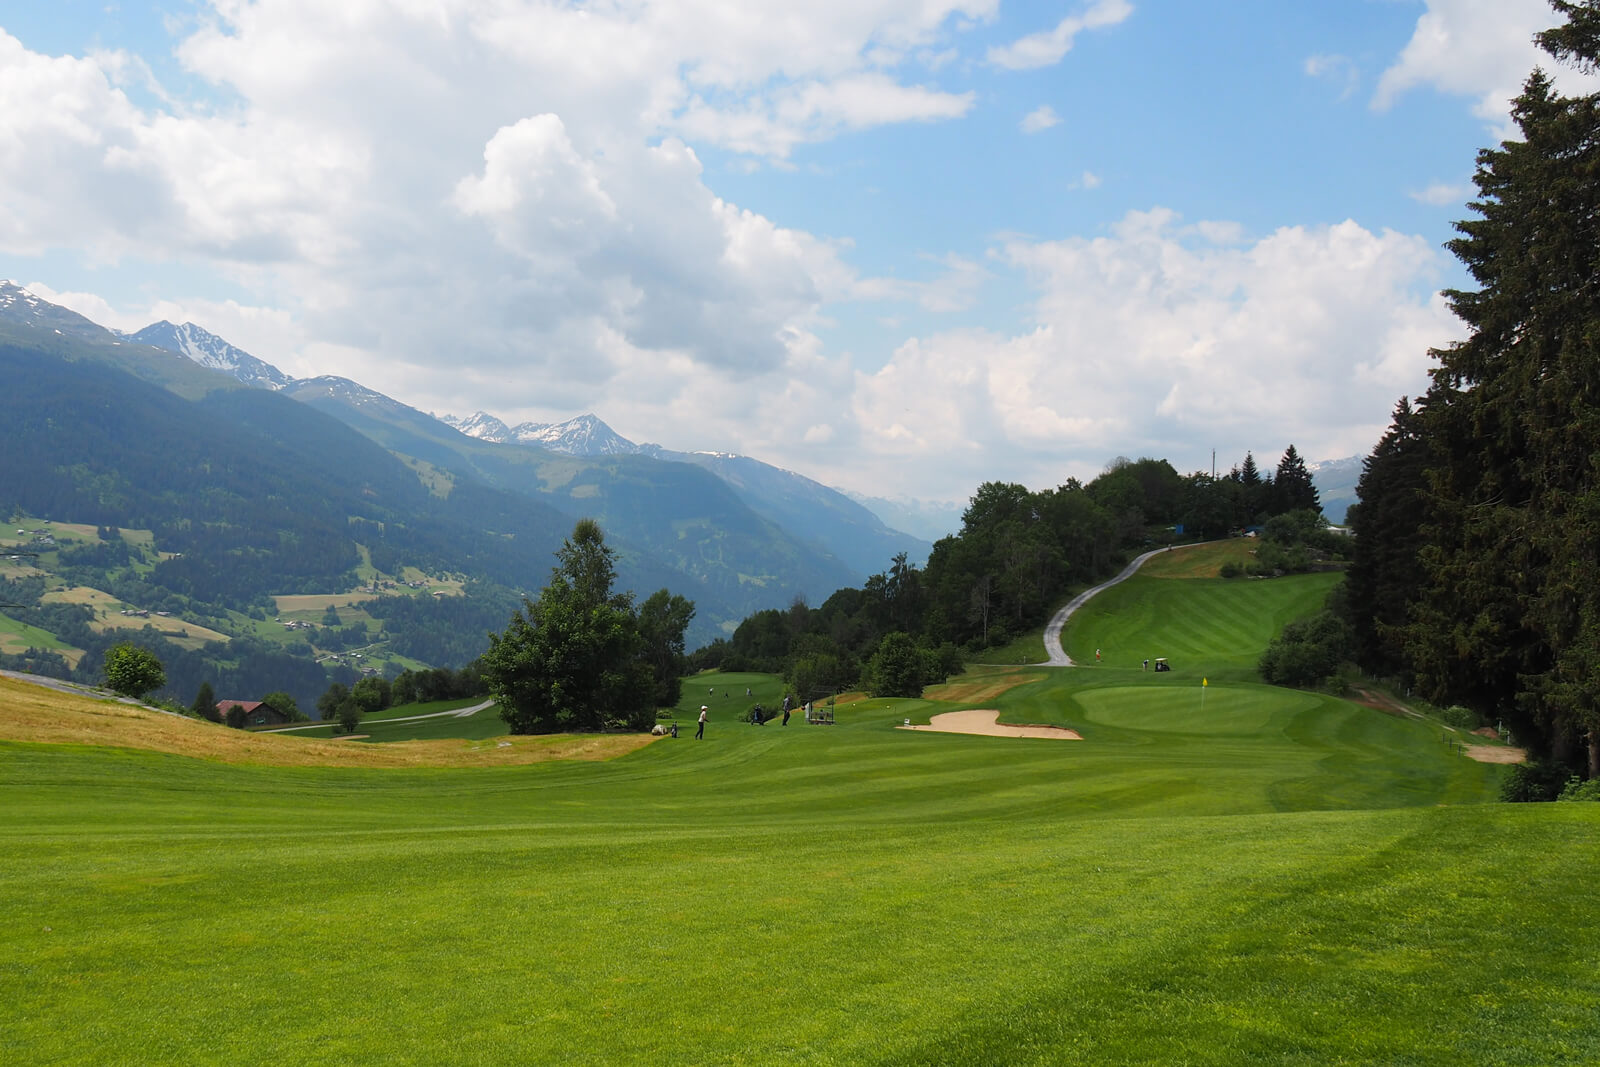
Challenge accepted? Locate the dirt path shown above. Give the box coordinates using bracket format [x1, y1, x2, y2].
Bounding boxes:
[898, 708, 1082, 740]
[1041, 543, 1215, 666]
[1350, 685, 1526, 764]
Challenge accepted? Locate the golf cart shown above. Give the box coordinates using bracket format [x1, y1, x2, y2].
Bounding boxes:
[1153, 658, 1171, 673]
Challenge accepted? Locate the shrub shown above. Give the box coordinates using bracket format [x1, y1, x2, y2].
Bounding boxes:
[1219, 561, 1242, 578]
[1259, 611, 1350, 688]
[1557, 775, 1600, 802]
[1500, 761, 1568, 803]
[1439, 705, 1478, 730]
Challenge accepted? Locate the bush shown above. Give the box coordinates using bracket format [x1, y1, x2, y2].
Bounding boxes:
[1500, 761, 1569, 803]
[1259, 611, 1350, 688]
[1438, 705, 1478, 730]
[1219, 561, 1242, 578]
[1557, 775, 1600, 802]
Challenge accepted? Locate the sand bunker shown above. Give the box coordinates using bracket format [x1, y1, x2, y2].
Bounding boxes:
[1462, 744, 1526, 765]
[899, 708, 1082, 740]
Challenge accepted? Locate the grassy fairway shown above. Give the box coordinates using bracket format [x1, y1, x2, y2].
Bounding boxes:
[1064, 567, 1343, 679]
[2, 567, 1597, 1064]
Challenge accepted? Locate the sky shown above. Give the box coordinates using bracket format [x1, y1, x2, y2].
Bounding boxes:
[1, 0, 1593, 508]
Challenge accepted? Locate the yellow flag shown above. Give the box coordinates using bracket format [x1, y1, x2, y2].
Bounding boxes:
[1202, 677, 1208, 687]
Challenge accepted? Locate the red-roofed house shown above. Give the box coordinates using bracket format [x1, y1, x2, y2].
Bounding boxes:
[217, 700, 290, 727]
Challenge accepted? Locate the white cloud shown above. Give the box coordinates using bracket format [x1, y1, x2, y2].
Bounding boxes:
[1409, 181, 1471, 207]
[0, 3, 1007, 413]
[987, 0, 1132, 71]
[1304, 53, 1358, 99]
[1020, 104, 1060, 133]
[841, 210, 1461, 496]
[1079, 170, 1102, 190]
[677, 74, 976, 159]
[1374, 0, 1600, 133]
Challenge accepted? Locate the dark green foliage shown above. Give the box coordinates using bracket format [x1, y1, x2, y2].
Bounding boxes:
[638, 588, 695, 709]
[1557, 775, 1600, 801]
[317, 683, 351, 723]
[1343, 397, 1433, 675]
[1271, 445, 1320, 515]
[1258, 611, 1350, 689]
[350, 677, 392, 715]
[483, 520, 682, 733]
[336, 701, 364, 735]
[388, 665, 482, 705]
[190, 681, 220, 723]
[260, 690, 305, 722]
[224, 704, 247, 729]
[103, 642, 165, 699]
[1341, 5, 1600, 776]
[1501, 761, 1570, 803]
[864, 631, 925, 698]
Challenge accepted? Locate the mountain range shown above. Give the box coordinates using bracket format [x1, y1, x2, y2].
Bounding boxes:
[0, 282, 927, 658]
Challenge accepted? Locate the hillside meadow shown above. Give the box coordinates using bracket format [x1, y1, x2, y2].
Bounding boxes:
[1, 559, 1596, 1064]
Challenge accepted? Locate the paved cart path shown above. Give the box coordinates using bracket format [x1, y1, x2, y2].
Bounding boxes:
[1040, 543, 1215, 666]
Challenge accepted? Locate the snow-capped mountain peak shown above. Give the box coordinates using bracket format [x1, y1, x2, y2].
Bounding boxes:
[441, 411, 641, 456]
[440, 411, 513, 442]
[123, 320, 293, 391]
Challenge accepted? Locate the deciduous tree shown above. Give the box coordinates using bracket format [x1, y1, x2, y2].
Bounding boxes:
[104, 642, 164, 699]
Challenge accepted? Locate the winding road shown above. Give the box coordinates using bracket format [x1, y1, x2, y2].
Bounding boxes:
[262, 699, 496, 733]
[1040, 543, 1213, 666]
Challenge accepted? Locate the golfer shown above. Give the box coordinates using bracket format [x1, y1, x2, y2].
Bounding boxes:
[696, 705, 707, 739]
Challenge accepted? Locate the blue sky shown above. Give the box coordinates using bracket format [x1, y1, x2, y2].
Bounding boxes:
[0, 1, 1589, 505]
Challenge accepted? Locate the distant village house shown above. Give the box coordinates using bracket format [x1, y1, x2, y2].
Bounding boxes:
[217, 700, 290, 727]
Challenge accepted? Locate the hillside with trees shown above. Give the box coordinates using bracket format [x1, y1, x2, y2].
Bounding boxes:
[693, 449, 1333, 703]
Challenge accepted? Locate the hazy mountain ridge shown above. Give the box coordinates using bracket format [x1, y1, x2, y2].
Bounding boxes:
[449, 407, 932, 572]
[1308, 456, 1362, 525]
[0, 288, 875, 648]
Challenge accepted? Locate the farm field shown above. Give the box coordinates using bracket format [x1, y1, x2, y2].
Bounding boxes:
[2, 561, 1596, 1064]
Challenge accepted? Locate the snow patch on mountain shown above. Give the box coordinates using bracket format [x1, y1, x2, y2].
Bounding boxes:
[440, 411, 513, 442]
[442, 412, 642, 456]
[124, 321, 293, 390]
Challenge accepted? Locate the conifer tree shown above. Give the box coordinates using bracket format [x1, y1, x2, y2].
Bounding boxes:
[1405, 2, 1600, 773]
[1272, 445, 1320, 515]
[1344, 397, 1432, 675]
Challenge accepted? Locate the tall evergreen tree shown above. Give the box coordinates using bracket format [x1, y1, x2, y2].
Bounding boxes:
[191, 680, 220, 723]
[1344, 397, 1433, 676]
[1272, 445, 1320, 515]
[1404, 4, 1600, 773]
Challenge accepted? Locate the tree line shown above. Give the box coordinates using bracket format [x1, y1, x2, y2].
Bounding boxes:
[1341, 0, 1600, 791]
[691, 448, 1322, 702]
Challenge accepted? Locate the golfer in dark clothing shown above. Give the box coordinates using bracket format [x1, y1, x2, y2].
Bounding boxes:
[696, 706, 707, 739]
[781, 694, 792, 726]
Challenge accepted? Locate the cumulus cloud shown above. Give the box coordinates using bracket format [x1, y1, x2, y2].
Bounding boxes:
[0, 3, 1012, 411]
[1020, 105, 1061, 133]
[987, 0, 1132, 71]
[841, 210, 1461, 496]
[676, 73, 976, 158]
[0, 3, 1473, 504]
[1409, 181, 1471, 207]
[1375, 0, 1600, 133]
